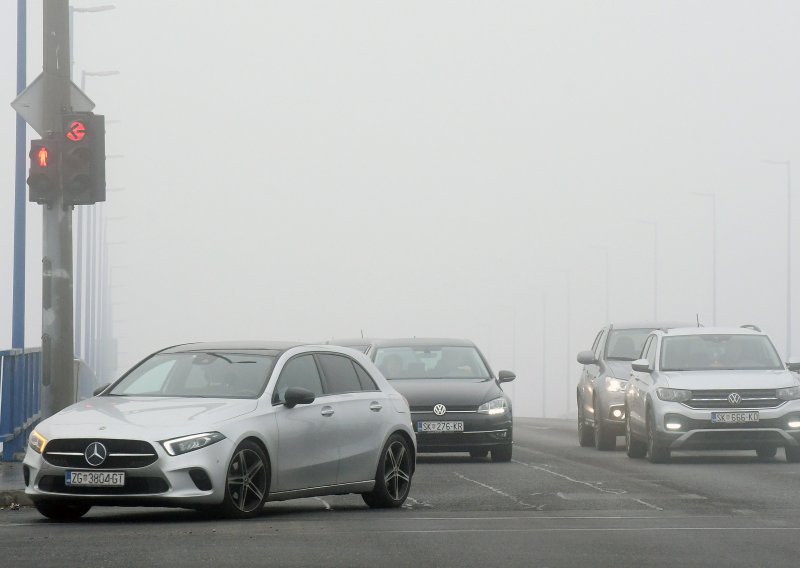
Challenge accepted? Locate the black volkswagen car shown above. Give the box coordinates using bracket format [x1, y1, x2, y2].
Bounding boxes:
[337, 338, 516, 462]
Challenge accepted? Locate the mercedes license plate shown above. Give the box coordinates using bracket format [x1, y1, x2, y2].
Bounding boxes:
[65, 470, 125, 487]
[418, 421, 464, 433]
[711, 411, 759, 424]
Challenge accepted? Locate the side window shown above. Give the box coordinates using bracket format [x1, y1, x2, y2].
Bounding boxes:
[317, 354, 363, 394]
[354, 362, 379, 391]
[273, 355, 324, 404]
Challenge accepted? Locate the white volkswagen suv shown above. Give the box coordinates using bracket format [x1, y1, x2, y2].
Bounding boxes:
[625, 327, 800, 463]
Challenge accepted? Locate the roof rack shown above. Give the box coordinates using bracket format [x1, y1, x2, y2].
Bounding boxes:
[741, 324, 762, 332]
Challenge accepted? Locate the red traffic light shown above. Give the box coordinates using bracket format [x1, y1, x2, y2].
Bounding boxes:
[37, 146, 50, 167]
[66, 120, 87, 142]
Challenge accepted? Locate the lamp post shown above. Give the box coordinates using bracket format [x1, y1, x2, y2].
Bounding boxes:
[541, 291, 547, 418]
[638, 220, 659, 320]
[692, 192, 717, 325]
[765, 160, 793, 358]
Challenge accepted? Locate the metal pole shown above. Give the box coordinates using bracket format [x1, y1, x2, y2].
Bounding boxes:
[788, 163, 792, 359]
[12, 0, 27, 349]
[565, 271, 571, 416]
[40, 0, 76, 418]
[654, 224, 658, 321]
[712, 194, 717, 326]
[541, 292, 546, 418]
[604, 249, 610, 322]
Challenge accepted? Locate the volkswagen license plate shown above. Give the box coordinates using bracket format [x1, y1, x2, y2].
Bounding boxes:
[65, 470, 125, 487]
[711, 411, 759, 424]
[418, 421, 464, 433]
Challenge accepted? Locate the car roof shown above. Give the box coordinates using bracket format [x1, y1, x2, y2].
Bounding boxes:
[609, 321, 696, 331]
[161, 341, 306, 355]
[324, 338, 374, 346]
[661, 327, 764, 337]
[367, 337, 477, 348]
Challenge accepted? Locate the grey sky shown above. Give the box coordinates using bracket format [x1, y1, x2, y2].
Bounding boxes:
[2, 1, 800, 417]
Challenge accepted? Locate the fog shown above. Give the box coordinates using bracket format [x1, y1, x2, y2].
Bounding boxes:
[2, 1, 799, 418]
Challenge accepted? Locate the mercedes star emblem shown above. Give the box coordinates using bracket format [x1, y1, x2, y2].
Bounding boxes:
[728, 392, 742, 406]
[433, 404, 447, 416]
[84, 441, 108, 467]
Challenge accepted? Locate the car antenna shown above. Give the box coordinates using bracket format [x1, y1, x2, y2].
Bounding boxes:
[360, 329, 364, 338]
[696, 313, 701, 327]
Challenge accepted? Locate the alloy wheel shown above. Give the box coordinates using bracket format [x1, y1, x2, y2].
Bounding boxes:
[227, 448, 268, 513]
[383, 440, 412, 501]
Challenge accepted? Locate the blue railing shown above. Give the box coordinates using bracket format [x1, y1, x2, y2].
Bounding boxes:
[0, 348, 41, 461]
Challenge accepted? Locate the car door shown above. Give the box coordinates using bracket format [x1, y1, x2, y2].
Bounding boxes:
[628, 335, 656, 437]
[316, 353, 388, 485]
[272, 354, 340, 492]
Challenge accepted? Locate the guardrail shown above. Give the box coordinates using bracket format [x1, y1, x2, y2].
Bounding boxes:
[0, 349, 41, 461]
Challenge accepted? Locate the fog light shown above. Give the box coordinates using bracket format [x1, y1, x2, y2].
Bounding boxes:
[612, 408, 624, 419]
[788, 421, 800, 429]
[666, 422, 682, 430]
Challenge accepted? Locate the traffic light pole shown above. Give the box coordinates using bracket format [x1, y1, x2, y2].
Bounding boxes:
[40, 0, 76, 418]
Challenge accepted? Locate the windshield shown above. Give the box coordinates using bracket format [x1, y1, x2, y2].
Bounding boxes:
[605, 329, 651, 361]
[373, 346, 491, 379]
[660, 334, 784, 371]
[108, 352, 277, 398]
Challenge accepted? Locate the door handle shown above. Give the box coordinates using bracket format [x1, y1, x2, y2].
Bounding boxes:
[369, 402, 383, 412]
[321, 406, 335, 417]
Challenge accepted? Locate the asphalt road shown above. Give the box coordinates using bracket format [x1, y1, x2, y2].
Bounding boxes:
[2, 417, 800, 567]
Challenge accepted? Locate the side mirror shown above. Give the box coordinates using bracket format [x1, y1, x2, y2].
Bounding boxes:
[498, 370, 516, 383]
[787, 361, 800, 372]
[577, 350, 598, 365]
[631, 359, 652, 373]
[283, 386, 316, 408]
[93, 383, 110, 396]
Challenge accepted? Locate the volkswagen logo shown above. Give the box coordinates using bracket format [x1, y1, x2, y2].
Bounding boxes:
[433, 404, 447, 416]
[728, 392, 742, 406]
[84, 442, 108, 467]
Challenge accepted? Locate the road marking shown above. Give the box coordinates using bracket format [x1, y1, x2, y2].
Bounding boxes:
[634, 498, 663, 511]
[512, 459, 627, 495]
[453, 472, 542, 510]
[313, 497, 332, 511]
[405, 496, 433, 509]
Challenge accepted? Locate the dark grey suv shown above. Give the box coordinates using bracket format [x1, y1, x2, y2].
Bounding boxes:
[576, 322, 692, 450]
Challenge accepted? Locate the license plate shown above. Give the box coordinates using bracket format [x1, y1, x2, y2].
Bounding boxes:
[711, 411, 759, 424]
[418, 421, 464, 433]
[65, 470, 125, 487]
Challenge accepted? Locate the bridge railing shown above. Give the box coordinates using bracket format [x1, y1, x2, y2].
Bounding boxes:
[0, 348, 42, 461]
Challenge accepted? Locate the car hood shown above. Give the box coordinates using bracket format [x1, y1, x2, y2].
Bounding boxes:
[606, 361, 633, 379]
[661, 369, 798, 390]
[387, 378, 502, 406]
[37, 396, 258, 439]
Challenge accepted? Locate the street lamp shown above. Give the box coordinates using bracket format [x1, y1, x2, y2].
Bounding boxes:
[764, 160, 793, 358]
[691, 192, 717, 325]
[637, 220, 659, 320]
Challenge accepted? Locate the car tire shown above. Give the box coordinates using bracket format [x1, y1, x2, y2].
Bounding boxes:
[362, 434, 413, 508]
[469, 449, 489, 458]
[625, 414, 647, 459]
[490, 444, 513, 463]
[785, 446, 800, 463]
[756, 446, 778, 459]
[219, 440, 270, 519]
[33, 500, 91, 521]
[646, 409, 670, 464]
[594, 403, 616, 451]
[577, 403, 595, 447]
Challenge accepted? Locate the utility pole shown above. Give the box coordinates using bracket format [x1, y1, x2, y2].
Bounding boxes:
[40, 0, 76, 418]
[12, 0, 26, 349]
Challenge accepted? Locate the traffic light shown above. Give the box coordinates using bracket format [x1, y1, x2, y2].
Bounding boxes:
[61, 112, 106, 205]
[27, 138, 61, 204]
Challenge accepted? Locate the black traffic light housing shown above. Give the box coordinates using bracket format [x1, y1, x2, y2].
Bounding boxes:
[61, 112, 106, 205]
[27, 137, 61, 205]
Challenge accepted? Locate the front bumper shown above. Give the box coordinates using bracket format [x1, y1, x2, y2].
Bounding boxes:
[595, 390, 627, 434]
[652, 404, 800, 450]
[23, 437, 234, 507]
[411, 412, 513, 452]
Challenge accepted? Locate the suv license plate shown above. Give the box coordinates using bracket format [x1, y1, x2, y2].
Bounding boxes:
[711, 411, 759, 424]
[65, 471, 125, 487]
[418, 421, 464, 433]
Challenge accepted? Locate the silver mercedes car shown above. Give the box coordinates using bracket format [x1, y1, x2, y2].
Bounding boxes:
[23, 342, 416, 520]
[625, 327, 800, 463]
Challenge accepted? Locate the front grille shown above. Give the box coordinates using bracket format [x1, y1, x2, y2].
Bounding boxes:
[684, 430, 785, 446]
[38, 475, 168, 495]
[44, 439, 158, 469]
[684, 390, 782, 409]
[410, 405, 477, 413]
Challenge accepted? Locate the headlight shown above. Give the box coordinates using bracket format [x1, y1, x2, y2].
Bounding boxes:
[605, 377, 628, 392]
[478, 397, 508, 415]
[777, 386, 800, 401]
[28, 430, 47, 454]
[160, 432, 225, 456]
[656, 388, 692, 402]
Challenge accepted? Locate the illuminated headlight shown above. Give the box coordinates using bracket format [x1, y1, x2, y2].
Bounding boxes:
[605, 377, 628, 392]
[787, 420, 800, 429]
[160, 432, 225, 456]
[656, 388, 692, 403]
[666, 422, 682, 430]
[777, 386, 800, 401]
[478, 397, 508, 415]
[28, 430, 47, 454]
